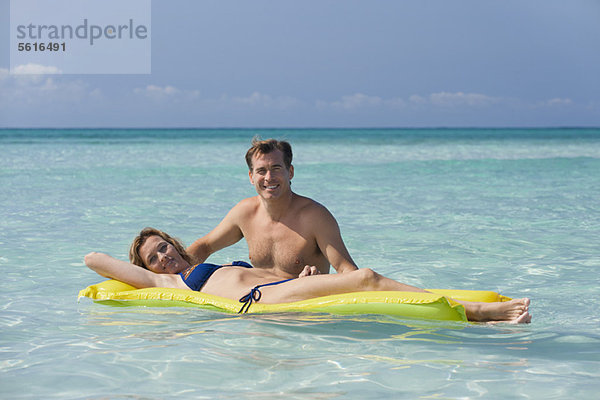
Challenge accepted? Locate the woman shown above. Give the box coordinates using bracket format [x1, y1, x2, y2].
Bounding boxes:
[85, 227, 531, 323]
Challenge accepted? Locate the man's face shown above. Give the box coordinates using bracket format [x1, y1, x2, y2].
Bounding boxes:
[249, 149, 294, 199]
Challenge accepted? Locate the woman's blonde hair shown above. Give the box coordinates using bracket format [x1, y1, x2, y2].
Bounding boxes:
[129, 227, 193, 268]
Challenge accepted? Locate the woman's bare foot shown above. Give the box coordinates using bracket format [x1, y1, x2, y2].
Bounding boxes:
[462, 298, 531, 323]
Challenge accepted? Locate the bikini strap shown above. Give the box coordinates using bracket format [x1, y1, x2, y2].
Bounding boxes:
[238, 279, 293, 314]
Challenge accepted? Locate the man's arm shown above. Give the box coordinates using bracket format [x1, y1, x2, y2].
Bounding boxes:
[311, 205, 358, 273]
[186, 202, 246, 264]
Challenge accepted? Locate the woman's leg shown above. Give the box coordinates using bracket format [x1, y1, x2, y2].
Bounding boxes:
[260, 268, 531, 323]
[260, 268, 426, 304]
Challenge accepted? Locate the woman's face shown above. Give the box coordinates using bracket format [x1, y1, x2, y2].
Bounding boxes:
[138, 235, 190, 274]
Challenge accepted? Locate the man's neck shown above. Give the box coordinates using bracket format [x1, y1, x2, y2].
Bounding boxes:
[259, 191, 295, 222]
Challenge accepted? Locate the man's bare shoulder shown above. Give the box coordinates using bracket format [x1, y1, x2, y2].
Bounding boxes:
[236, 196, 260, 209]
[292, 194, 335, 220]
[230, 196, 260, 217]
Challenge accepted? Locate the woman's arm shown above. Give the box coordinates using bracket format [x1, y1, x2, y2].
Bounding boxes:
[84, 252, 188, 289]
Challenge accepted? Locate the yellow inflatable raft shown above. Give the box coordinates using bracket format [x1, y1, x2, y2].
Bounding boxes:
[79, 280, 512, 322]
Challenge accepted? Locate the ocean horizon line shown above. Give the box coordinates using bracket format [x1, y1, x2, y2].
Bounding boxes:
[1, 126, 599, 131]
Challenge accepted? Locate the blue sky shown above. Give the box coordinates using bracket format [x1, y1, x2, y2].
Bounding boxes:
[1, 0, 599, 128]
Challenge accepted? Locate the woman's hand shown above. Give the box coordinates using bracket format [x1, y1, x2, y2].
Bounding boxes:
[298, 265, 320, 278]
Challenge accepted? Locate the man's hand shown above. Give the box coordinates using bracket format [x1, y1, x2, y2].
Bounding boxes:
[298, 265, 320, 278]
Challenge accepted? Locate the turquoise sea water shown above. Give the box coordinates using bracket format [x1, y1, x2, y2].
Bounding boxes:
[1, 128, 599, 399]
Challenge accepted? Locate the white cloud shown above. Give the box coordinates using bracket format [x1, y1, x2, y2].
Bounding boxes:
[332, 93, 383, 109]
[133, 87, 301, 111]
[0, 68, 9, 81]
[231, 91, 272, 106]
[228, 91, 302, 110]
[410, 92, 576, 110]
[384, 97, 407, 108]
[317, 93, 405, 110]
[89, 88, 103, 99]
[528, 97, 575, 109]
[147, 85, 179, 95]
[586, 101, 600, 111]
[428, 92, 500, 107]
[316, 91, 581, 115]
[409, 95, 427, 105]
[3, 64, 63, 87]
[11, 63, 62, 75]
[0, 67, 89, 106]
[134, 84, 199, 101]
[545, 98, 573, 107]
[319, 92, 501, 111]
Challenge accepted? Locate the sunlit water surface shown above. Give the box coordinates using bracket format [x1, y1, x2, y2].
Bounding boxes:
[1, 129, 599, 399]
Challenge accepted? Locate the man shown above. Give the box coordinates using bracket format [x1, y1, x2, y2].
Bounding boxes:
[187, 138, 358, 278]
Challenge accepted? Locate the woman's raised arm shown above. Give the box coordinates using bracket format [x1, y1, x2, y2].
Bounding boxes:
[84, 252, 186, 289]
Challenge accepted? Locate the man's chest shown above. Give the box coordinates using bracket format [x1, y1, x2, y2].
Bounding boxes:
[242, 219, 317, 266]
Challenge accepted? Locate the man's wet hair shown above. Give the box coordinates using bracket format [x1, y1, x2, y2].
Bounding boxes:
[245, 137, 293, 170]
